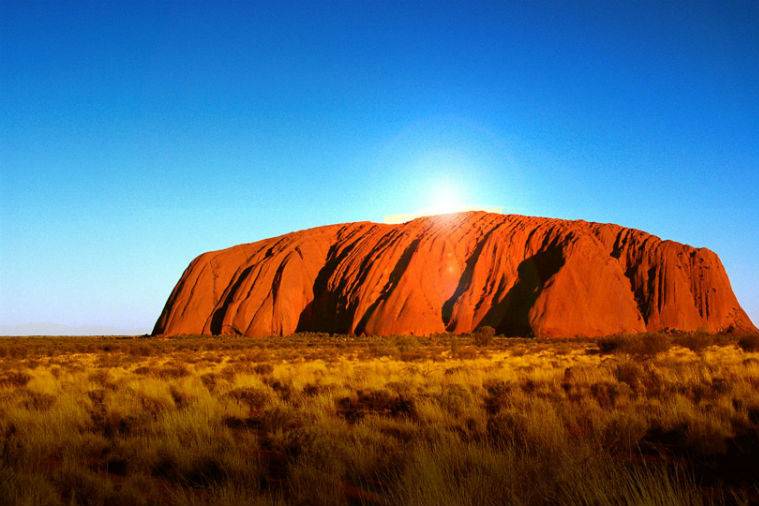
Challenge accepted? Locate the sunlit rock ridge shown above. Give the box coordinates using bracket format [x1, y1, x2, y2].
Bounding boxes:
[153, 211, 756, 338]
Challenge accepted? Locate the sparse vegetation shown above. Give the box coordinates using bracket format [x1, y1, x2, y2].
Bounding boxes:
[0, 332, 758, 505]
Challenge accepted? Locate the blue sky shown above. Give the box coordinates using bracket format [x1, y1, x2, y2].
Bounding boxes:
[1, 1, 757, 334]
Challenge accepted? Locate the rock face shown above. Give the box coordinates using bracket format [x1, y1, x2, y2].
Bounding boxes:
[153, 212, 756, 338]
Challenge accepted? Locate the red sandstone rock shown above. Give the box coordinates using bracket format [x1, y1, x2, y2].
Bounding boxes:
[153, 212, 756, 338]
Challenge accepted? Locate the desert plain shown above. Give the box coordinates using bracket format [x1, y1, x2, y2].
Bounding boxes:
[1, 331, 758, 505]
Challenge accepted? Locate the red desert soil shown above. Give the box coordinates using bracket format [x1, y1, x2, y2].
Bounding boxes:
[153, 211, 756, 338]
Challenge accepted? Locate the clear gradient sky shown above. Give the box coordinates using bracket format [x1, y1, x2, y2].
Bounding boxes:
[1, 1, 757, 334]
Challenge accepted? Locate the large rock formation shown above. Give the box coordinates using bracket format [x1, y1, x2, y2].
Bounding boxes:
[153, 212, 756, 338]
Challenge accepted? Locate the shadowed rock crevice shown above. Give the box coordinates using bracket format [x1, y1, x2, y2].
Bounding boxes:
[484, 247, 564, 336]
[296, 240, 360, 334]
[209, 265, 255, 335]
[353, 238, 421, 336]
[442, 225, 502, 328]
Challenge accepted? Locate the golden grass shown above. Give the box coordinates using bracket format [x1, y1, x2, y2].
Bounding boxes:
[0, 333, 758, 505]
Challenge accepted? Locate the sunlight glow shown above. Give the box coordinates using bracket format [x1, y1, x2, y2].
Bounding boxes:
[383, 179, 502, 224]
[426, 181, 465, 215]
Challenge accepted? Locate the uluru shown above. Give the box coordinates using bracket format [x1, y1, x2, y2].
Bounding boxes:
[153, 211, 756, 338]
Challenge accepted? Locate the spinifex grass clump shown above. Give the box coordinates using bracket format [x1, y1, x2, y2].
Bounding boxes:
[0, 332, 757, 505]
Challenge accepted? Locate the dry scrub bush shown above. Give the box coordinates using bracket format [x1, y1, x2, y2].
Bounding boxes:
[738, 334, 759, 352]
[598, 332, 674, 357]
[473, 326, 496, 347]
